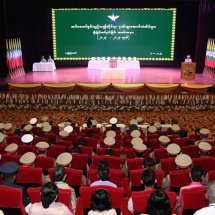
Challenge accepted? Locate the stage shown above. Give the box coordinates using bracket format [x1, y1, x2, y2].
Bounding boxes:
[1, 66, 215, 85]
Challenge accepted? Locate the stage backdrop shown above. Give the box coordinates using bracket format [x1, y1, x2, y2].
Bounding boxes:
[52, 8, 176, 61]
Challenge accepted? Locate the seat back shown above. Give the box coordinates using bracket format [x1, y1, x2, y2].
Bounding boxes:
[127, 158, 144, 172]
[35, 156, 55, 171]
[92, 155, 122, 170]
[154, 148, 168, 162]
[47, 145, 66, 158]
[56, 140, 72, 150]
[188, 134, 201, 141]
[27, 187, 72, 212]
[0, 154, 21, 165]
[192, 157, 215, 172]
[96, 148, 121, 157]
[180, 186, 207, 215]
[85, 137, 98, 150]
[0, 145, 6, 154]
[44, 133, 57, 141]
[182, 145, 200, 158]
[174, 138, 192, 148]
[160, 158, 177, 174]
[67, 133, 78, 144]
[0, 185, 27, 215]
[79, 186, 124, 209]
[17, 145, 37, 155]
[32, 137, 49, 146]
[168, 170, 191, 194]
[149, 138, 160, 150]
[16, 166, 43, 188]
[132, 190, 177, 214]
[208, 170, 215, 183]
[6, 136, 23, 145]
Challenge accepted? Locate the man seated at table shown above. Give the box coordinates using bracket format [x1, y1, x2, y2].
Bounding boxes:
[47, 55, 54, 63]
[40, 55, 47, 63]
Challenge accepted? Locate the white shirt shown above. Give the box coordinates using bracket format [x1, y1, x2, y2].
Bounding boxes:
[90, 180, 117, 188]
[194, 204, 215, 215]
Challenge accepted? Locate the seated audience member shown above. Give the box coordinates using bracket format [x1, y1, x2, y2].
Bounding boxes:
[180, 129, 188, 138]
[195, 128, 210, 145]
[71, 145, 81, 154]
[175, 166, 204, 213]
[87, 117, 93, 128]
[14, 128, 22, 136]
[128, 169, 156, 213]
[195, 128, 201, 135]
[104, 148, 114, 156]
[144, 189, 172, 215]
[97, 159, 109, 169]
[5, 143, 18, 155]
[40, 55, 47, 63]
[186, 140, 195, 146]
[53, 166, 76, 213]
[78, 137, 87, 146]
[88, 188, 117, 215]
[143, 157, 156, 170]
[162, 154, 192, 190]
[86, 130, 93, 138]
[90, 166, 117, 188]
[194, 180, 215, 215]
[184, 55, 192, 62]
[171, 124, 180, 135]
[56, 152, 72, 168]
[109, 117, 118, 131]
[48, 139, 56, 145]
[36, 141, 49, 156]
[28, 182, 73, 215]
[0, 162, 31, 208]
[47, 55, 54, 63]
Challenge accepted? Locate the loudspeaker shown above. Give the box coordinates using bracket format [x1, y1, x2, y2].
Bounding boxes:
[208, 86, 215, 92]
[0, 84, 9, 91]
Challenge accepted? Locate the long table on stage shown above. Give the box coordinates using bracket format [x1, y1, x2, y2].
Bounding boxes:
[88, 60, 140, 70]
[33, 62, 56, 72]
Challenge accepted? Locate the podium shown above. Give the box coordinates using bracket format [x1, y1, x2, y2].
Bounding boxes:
[109, 59, 117, 68]
[181, 62, 196, 79]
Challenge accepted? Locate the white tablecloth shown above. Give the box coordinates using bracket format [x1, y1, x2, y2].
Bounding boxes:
[33, 62, 56, 72]
[88, 60, 140, 70]
[101, 68, 125, 79]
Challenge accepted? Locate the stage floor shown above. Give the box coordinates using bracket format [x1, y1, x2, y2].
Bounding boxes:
[1, 66, 214, 85]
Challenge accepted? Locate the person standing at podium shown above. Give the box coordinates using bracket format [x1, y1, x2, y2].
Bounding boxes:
[184, 55, 192, 62]
[40, 55, 47, 63]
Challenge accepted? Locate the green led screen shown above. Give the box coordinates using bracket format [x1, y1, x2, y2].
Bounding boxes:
[52, 8, 176, 61]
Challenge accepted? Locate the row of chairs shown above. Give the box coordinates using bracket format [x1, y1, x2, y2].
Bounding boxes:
[0, 184, 208, 215]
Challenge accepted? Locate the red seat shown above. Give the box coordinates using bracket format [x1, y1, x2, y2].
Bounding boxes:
[67, 133, 78, 144]
[76, 186, 124, 215]
[147, 134, 159, 143]
[208, 170, 215, 183]
[17, 145, 37, 155]
[149, 138, 160, 150]
[132, 190, 177, 214]
[160, 158, 177, 174]
[130, 169, 165, 190]
[47, 145, 66, 158]
[168, 170, 191, 194]
[44, 133, 57, 141]
[27, 187, 72, 212]
[0, 145, 6, 154]
[124, 139, 133, 148]
[85, 137, 98, 150]
[167, 135, 180, 143]
[179, 186, 207, 215]
[192, 157, 215, 172]
[6, 136, 23, 145]
[188, 134, 202, 141]
[127, 158, 144, 172]
[70, 153, 88, 176]
[32, 137, 49, 146]
[154, 148, 168, 163]
[0, 185, 27, 215]
[100, 139, 123, 149]
[182, 145, 200, 158]
[56, 140, 72, 150]
[34, 156, 55, 172]
[91, 155, 122, 170]
[72, 126, 81, 135]
[124, 148, 150, 159]
[174, 137, 192, 148]
[51, 125, 60, 134]
[0, 154, 21, 165]
[16, 166, 43, 187]
[209, 146, 215, 158]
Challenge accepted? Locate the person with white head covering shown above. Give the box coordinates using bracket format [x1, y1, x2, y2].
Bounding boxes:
[184, 55, 192, 62]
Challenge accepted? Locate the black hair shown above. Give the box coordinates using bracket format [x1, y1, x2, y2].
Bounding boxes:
[105, 148, 114, 156]
[87, 117, 93, 128]
[141, 169, 156, 187]
[78, 138, 87, 146]
[180, 130, 188, 138]
[97, 159, 109, 169]
[143, 157, 155, 169]
[160, 120, 165, 125]
[191, 166, 203, 182]
[195, 128, 200, 134]
[146, 189, 171, 215]
[41, 182, 58, 209]
[86, 130, 93, 137]
[14, 129, 22, 136]
[134, 151, 144, 158]
[72, 145, 81, 154]
[98, 167, 110, 181]
[53, 166, 66, 182]
[37, 132, 44, 138]
[186, 140, 194, 146]
[90, 188, 111, 212]
[2, 173, 17, 182]
[110, 124, 117, 131]
[48, 139, 56, 145]
[49, 121, 55, 126]
[21, 124, 27, 130]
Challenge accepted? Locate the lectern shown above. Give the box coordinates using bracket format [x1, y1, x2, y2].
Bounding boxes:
[181, 62, 196, 79]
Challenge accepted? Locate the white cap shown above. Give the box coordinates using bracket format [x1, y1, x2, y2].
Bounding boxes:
[5, 143, 18, 154]
[21, 134, 34, 144]
[104, 136, 115, 146]
[175, 154, 192, 168]
[131, 130, 141, 138]
[20, 152, 36, 165]
[56, 152, 72, 166]
[148, 126, 157, 133]
[131, 137, 143, 145]
[130, 119, 138, 125]
[30, 118, 37, 125]
[64, 126, 73, 133]
[198, 142, 212, 152]
[110, 118, 117, 124]
[106, 130, 116, 138]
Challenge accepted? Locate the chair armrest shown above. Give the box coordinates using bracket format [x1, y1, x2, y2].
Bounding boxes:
[122, 198, 132, 215]
[121, 178, 130, 197]
[75, 197, 83, 215]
